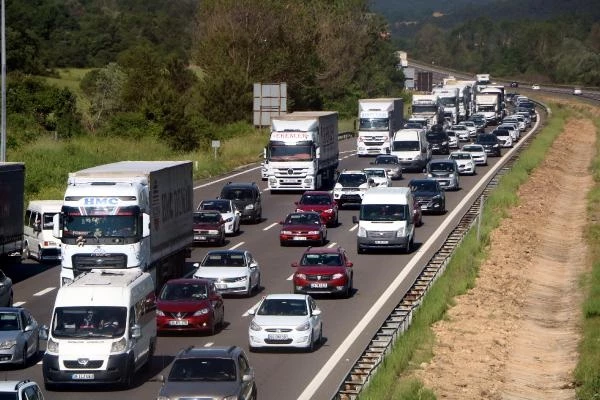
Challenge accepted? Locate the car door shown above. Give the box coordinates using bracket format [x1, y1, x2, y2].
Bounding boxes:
[246, 253, 260, 289]
[20, 310, 36, 357]
[208, 283, 224, 321]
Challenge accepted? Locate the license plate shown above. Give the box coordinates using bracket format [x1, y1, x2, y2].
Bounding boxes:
[72, 374, 94, 380]
[215, 283, 227, 289]
[169, 320, 188, 326]
[268, 334, 288, 340]
[293, 236, 307, 240]
[310, 283, 327, 288]
[440, 181, 448, 186]
[374, 240, 389, 244]
[282, 179, 296, 183]
[194, 235, 206, 240]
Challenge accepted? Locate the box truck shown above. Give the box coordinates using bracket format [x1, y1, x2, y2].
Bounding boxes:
[356, 98, 404, 156]
[0, 163, 25, 261]
[54, 161, 193, 290]
[411, 94, 440, 129]
[265, 111, 339, 192]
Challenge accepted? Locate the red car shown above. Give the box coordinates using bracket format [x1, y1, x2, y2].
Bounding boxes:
[295, 191, 339, 227]
[156, 278, 225, 335]
[279, 211, 327, 246]
[193, 211, 225, 246]
[292, 246, 354, 298]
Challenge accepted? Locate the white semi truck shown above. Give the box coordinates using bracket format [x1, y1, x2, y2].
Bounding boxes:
[54, 161, 193, 290]
[434, 88, 460, 125]
[0, 163, 25, 261]
[475, 94, 502, 124]
[443, 78, 474, 121]
[266, 111, 339, 192]
[356, 98, 404, 156]
[411, 94, 440, 129]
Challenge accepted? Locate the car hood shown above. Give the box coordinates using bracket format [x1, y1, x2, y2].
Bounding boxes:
[193, 223, 220, 230]
[156, 299, 212, 312]
[0, 330, 20, 340]
[281, 224, 322, 231]
[159, 380, 240, 399]
[413, 190, 441, 198]
[296, 205, 333, 212]
[295, 266, 345, 275]
[369, 177, 388, 185]
[193, 266, 249, 279]
[252, 314, 310, 327]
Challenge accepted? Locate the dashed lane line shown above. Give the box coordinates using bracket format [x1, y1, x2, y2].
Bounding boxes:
[229, 242, 245, 250]
[327, 242, 337, 248]
[33, 287, 56, 297]
[242, 299, 263, 317]
[13, 301, 26, 307]
[349, 224, 358, 232]
[263, 222, 278, 231]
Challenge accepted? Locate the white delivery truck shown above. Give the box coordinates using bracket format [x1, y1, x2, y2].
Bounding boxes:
[0, 163, 25, 261]
[475, 94, 502, 125]
[411, 94, 440, 129]
[265, 111, 339, 192]
[54, 161, 193, 290]
[352, 187, 416, 254]
[42, 269, 156, 389]
[356, 98, 404, 156]
[23, 200, 63, 263]
[434, 88, 460, 125]
[390, 129, 431, 172]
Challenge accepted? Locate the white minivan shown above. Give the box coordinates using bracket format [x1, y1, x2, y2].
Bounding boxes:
[391, 129, 431, 172]
[23, 200, 63, 263]
[42, 269, 156, 389]
[352, 187, 416, 254]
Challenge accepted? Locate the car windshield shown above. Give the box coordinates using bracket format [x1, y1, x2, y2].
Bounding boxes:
[364, 169, 386, 178]
[299, 194, 331, 206]
[201, 252, 246, 267]
[199, 200, 231, 213]
[337, 173, 367, 187]
[168, 358, 236, 382]
[463, 146, 482, 153]
[51, 306, 127, 339]
[285, 213, 321, 225]
[159, 282, 208, 301]
[257, 299, 308, 316]
[300, 253, 343, 266]
[392, 140, 419, 151]
[451, 153, 471, 160]
[0, 312, 21, 331]
[429, 162, 454, 172]
[222, 188, 254, 201]
[452, 126, 466, 131]
[375, 156, 398, 164]
[477, 135, 496, 144]
[359, 204, 407, 221]
[410, 181, 438, 192]
[193, 212, 221, 224]
[403, 122, 423, 129]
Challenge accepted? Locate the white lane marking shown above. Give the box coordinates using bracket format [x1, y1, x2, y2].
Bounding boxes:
[349, 224, 358, 232]
[33, 287, 56, 296]
[327, 242, 337, 248]
[286, 274, 294, 281]
[193, 166, 261, 190]
[204, 342, 214, 347]
[242, 300, 263, 317]
[297, 121, 542, 400]
[229, 241, 245, 250]
[12, 301, 26, 307]
[263, 222, 278, 231]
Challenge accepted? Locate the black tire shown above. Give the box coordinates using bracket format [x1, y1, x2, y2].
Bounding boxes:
[219, 234, 226, 247]
[357, 246, 365, 254]
[280, 240, 286, 247]
[405, 235, 414, 254]
[121, 359, 134, 389]
[19, 346, 28, 368]
[44, 382, 58, 392]
[306, 333, 315, 353]
[250, 384, 258, 400]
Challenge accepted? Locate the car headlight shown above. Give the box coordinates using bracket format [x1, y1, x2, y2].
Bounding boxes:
[46, 337, 59, 353]
[234, 276, 248, 282]
[296, 208, 303, 212]
[156, 309, 165, 316]
[250, 320, 262, 331]
[442, 141, 448, 145]
[111, 337, 127, 353]
[332, 273, 344, 279]
[357, 226, 366, 237]
[225, 217, 233, 223]
[296, 321, 311, 331]
[323, 209, 334, 213]
[493, 144, 499, 148]
[432, 194, 442, 200]
[414, 154, 422, 161]
[308, 230, 320, 235]
[157, 396, 170, 400]
[396, 226, 405, 237]
[223, 396, 238, 400]
[427, 174, 433, 178]
[245, 204, 254, 210]
[281, 230, 292, 235]
[295, 273, 306, 280]
[208, 230, 219, 235]
[0, 339, 16, 349]
[193, 308, 210, 316]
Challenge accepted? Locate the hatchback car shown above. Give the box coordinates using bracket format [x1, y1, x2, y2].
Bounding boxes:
[363, 167, 391, 187]
[279, 212, 327, 246]
[0, 270, 13, 307]
[248, 294, 323, 352]
[193, 211, 225, 246]
[157, 345, 256, 400]
[193, 250, 261, 297]
[0, 380, 45, 400]
[531, 84, 540, 90]
[409, 179, 446, 215]
[291, 247, 354, 298]
[156, 279, 225, 335]
[370, 154, 402, 180]
[461, 144, 488, 166]
[219, 182, 262, 224]
[197, 199, 241, 235]
[452, 124, 470, 141]
[295, 191, 338, 227]
[492, 128, 514, 148]
[475, 133, 502, 157]
[459, 121, 478, 138]
[0, 307, 41, 367]
[449, 151, 476, 175]
[425, 159, 460, 191]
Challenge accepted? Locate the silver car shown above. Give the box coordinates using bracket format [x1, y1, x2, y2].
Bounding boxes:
[370, 155, 403, 180]
[425, 159, 460, 191]
[0, 307, 41, 367]
[193, 250, 261, 297]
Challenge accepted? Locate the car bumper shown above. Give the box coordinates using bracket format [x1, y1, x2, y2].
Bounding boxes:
[39, 248, 61, 262]
[280, 234, 322, 244]
[43, 352, 130, 384]
[249, 330, 313, 349]
[293, 279, 348, 295]
[240, 209, 259, 222]
[157, 315, 214, 332]
[0, 348, 21, 364]
[457, 165, 475, 175]
[193, 232, 223, 244]
[357, 236, 410, 250]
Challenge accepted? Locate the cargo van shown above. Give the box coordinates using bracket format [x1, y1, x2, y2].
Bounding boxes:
[42, 269, 156, 389]
[391, 129, 431, 171]
[352, 187, 416, 254]
[23, 200, 62, 263]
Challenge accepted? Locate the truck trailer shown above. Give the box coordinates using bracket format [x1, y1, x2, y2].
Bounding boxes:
[356, 98, 404, 156]
[475, 94, 502, 124]
[411, 94, 440, 129]
[265, 111, 339, 192]
[54, 161, 193, 290]
[0, 163, 25, 261]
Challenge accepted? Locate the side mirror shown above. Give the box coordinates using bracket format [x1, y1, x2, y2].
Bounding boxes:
[33, 222, 42, 232]
[263, 147, 267, 159]
[242, 373, 254, 383]
[352, 216, 359, 224]
[157, 375, 165, 384]
[142, 213, 150, 238]
[39, 325, 49, 340]
[52, 213, 62, 239]
[312, 309, 322, 316]
[130, 324, 142, 339]
[315, 147, 321, 159]
[279, 221, 284, 225]
[291, 262, 298, 268]
[247, 308, 256, 316]
[24, 324, 34, 332]
[346, 262, 354, 268]
[193, 262, 200, 268]
[294, 201, 299, 206]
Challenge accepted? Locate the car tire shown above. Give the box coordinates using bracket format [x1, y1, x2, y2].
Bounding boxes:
[121, 358, 135, 389]
[19, 345, 28, 368]
[405, 235, 414, 254]
[250, 384, 258, 400]
[280, 240, 286, 247]
[44, 381, 58, 392]
[219, 234, 226, 247]
[254, 275, 261, 294]
[306, 333, 315, 353]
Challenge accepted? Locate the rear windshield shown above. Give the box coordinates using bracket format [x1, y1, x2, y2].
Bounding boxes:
[221, 188, 254, 201]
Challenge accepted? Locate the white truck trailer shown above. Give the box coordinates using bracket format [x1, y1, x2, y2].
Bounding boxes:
[356, 98, 404, 156]
[54, 161, 193, 290]
[0, 163, 25, 261]
[266, 111, 339, 192]
[435, 88, 460, 125]
[475, 94, 502, 124]
[411, 94, 440, 129]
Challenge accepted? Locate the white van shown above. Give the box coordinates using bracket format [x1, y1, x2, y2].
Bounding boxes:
[23, 200, 62, 263]
[352, 187, 416, 254]
[42, 269, 156, 389]
[391, 129, 431, 172]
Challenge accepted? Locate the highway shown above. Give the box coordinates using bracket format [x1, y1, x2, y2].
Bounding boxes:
[1, 113, 543, 400]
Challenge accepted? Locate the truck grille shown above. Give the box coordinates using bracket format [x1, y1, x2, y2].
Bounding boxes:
[367, 231, 396, 239]
[72, 253, 128, 272]
[306, 274, 334, 281]
[63, 360, 104, 369]
[274, 167, 308, 177]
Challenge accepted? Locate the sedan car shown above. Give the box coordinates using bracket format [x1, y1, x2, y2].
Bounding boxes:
[0, 380, 45, 400]
[475, 133, 502, 157]
[573, 88, 582, 96]
[461, 144, 488, 166]
[295, 191, 338, 227]
[197, 199, 241, 235]
[0, 307, 41, 367]
[248, 294, 323, 352]
[291, 247, 354, 298]
[452, 124, 470, 141]
[279, 212, 327, 246]
[156, 279, 224, 335]
[157, 345, 256, 400]
[0, 270, 13, 307]
[459, 121, 478, 138]
[408, 179, 446, 215]
[492, 128, 513, 148]
[363, 167, 391, 187]
[193, 250, 261, 297]
[449, 151, 476, 175]
[193, 211, 225, 246]
[370, 154, 402, 180]
[445, 130, 459, 149]
[425, 159, 460, 191]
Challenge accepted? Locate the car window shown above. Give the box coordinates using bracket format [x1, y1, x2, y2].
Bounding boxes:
[300, 194, 331, 205]
[159, 282, 208, 301]
[203, 253, 245, 267]
[193, 212, 221, 223]
[301, 253, 342, 266]
[286, 213, 320, 225]
[257, 299, 308, 316]
[169, 358, 236, 382]
[410, 181, 437, 192]
[0, 312, 21, 331]
[337, 173, 367, 187]
[222, 188, 254, 201]
[238, 354, 250, 375]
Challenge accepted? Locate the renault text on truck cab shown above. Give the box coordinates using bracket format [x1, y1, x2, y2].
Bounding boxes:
[23, 200, 62, 263]
[43, 269, 156, 390]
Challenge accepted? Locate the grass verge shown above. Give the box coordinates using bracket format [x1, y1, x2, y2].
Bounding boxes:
[359, 104, 570, 399]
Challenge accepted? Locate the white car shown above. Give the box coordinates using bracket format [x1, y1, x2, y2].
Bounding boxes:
[459, 121, 477, 138]
[449, 151, 476, 175]
[333, 170, 376, 208]
[197, 199, 241, 235]
[492, 129, 513, 148]
[573, 88, 582, 96]
[452, 125, 470, 141]
[193, 249, 261, 297]
[248, 293, 323, 352]
[363, 167, 391, 187]
[0, 380, 45, 400]
[531, 84, 540, 90]
[445, 130, 459, 149]
[498, 123, 519, 142]
[461, 144, 488, 166]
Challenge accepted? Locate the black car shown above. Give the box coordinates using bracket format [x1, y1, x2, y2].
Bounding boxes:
[426, 129, 450, 155]
[510, 81, 519, 88]
[475, 133, 502, 157]
[370, 155, 402, 180]
[219, 182, 262, 224]
[468, 115, 487, 132]
[516, 103, 537, 121]
[408, 179, 446, 215]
